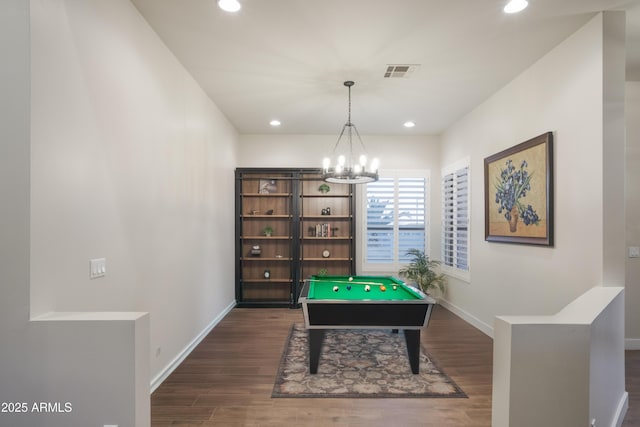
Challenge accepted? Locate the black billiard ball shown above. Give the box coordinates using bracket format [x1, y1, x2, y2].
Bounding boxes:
[364, 285, 370, 292]
[333, 286, 339, 292]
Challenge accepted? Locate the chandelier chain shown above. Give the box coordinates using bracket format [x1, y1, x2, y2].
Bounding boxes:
[347, 83, 351, 125]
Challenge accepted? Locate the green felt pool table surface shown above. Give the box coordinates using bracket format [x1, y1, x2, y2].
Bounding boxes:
[305, 275, 424, 301]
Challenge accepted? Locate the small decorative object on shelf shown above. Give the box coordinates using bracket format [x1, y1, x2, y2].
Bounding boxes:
[321, 207, 331, 215]
[251, 245, 261, 256]
[322, 249, 330, 258]
[265, 209, 274, 215]
[249, 210, 259, 215]
[318, 183, 331, 194]
[259, 179, 277, 194]
[318, 268, 328, 276]
[263, 270, 271, 279]
[263, 226, 274, 237]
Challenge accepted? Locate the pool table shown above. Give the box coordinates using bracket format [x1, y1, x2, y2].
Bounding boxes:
[298, 275, 436, 374]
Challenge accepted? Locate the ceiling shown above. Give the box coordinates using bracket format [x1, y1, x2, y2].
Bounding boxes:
[131, 0, 640, 136]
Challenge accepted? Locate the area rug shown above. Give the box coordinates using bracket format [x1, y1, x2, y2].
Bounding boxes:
[272, 324, 467, 398]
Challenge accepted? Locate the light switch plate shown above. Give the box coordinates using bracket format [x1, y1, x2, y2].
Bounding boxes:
[90, 258, 106, 279]
[629, 247, 640, 258]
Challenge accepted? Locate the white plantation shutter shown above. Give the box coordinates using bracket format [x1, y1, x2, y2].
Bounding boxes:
[365, 173, 427, 268]
[366, 178, 395, 263]
[397, 178, 426, 262]
[442, 163, 469, 272]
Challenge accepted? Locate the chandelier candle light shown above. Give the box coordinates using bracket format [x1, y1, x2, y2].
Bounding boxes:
[322, 81, 379, 184]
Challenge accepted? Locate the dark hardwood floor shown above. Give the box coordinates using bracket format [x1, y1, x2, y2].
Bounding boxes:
[626, 350, 640, 426]
[151, 306, 639, 426]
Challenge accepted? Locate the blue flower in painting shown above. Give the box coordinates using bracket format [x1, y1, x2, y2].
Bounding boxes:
[521, 205, 539, 225]
[494, 158, 540, 228]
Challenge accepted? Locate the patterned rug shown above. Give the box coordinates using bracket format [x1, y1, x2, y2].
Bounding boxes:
[272, 324, 467, 398]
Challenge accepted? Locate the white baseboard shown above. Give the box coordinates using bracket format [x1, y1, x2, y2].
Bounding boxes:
[150, 300, 236, 393]
[440, 300, 640, 350]
[611, 391, 629, 427]
[438, 298, 494, 339]
[626, 338, 640, 350]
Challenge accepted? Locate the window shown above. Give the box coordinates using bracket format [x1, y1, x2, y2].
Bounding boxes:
[363, 171, 428, 270]
[442, 160, 469, 275]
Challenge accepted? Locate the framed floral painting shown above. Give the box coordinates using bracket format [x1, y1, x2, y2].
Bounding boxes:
[484, 132, 554, 246]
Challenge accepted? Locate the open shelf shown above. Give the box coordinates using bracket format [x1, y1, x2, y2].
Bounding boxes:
[236, 169, 355, 307]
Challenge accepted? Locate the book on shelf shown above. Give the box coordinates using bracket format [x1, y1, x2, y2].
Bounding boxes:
[314, 223, 332, 237]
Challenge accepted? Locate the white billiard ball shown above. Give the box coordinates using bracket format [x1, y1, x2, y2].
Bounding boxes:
[364, 285, 370, 292]
[348, 277, 353, 282]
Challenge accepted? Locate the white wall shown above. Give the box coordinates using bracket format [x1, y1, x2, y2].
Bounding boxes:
[0, 0, 238, 425]
[30, 0, 238, 380]
[626, 81, 640, 347]
[493, 287, 626, 427]
[602, 12, 627, 287]
[439, 13, 626, 336]
[238, 134, 439, 170]
[0, 0, 34, 422]
[31, 312, 151, 427]
[238, 134, 442, 274]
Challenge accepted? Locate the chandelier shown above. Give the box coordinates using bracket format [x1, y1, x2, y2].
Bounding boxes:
[322, 81, 379, 184]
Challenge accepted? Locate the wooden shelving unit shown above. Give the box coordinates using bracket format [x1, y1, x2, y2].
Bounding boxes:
[235, 168, 355, 308]
[299, 172, 354, 290]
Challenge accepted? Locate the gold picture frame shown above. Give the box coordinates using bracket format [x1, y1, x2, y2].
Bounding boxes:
[484, 132, 554, 246]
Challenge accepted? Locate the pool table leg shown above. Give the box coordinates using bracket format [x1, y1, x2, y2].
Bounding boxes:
[404, 329, 421, 374]
[308, 329, 325, 374]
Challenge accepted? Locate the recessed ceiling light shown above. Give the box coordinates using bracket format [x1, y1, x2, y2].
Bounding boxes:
[270, 120, 281, 127]
[504, 0, 528, 14]
[218, 0, 241, 12]
[403, 121, 416, 128]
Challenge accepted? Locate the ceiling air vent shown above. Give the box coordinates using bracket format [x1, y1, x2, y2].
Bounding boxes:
[384, 64, 420, 78]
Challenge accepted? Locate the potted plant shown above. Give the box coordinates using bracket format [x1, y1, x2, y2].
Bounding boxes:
[318, 183, 330, 194]
[398, 248, 446, 296]
[263, 226, 274, 237]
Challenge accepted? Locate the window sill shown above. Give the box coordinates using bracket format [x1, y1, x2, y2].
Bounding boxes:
[442, 266, 470, 283]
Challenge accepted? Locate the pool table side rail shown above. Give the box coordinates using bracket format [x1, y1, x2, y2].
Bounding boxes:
[298, 277, 436, 330]
[300, 303, 434, 329]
